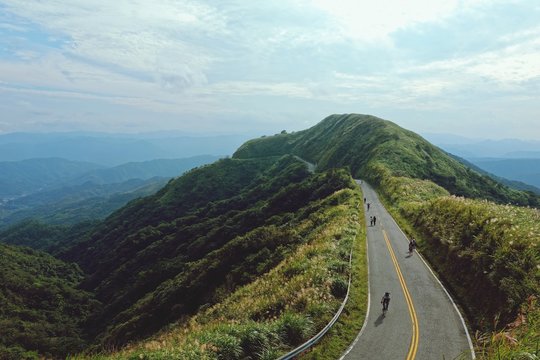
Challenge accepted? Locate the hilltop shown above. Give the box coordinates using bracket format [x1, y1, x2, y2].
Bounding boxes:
[234, 114, 539, 206]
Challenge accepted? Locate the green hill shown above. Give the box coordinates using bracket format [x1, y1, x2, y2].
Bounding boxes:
[58, 155, 357, 349]
[234, 114, 539, 206]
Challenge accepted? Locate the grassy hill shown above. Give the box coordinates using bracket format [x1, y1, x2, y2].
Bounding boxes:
[234, 114, 539, 206]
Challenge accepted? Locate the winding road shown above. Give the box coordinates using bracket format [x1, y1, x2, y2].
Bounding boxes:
[342, 181, 474, 360]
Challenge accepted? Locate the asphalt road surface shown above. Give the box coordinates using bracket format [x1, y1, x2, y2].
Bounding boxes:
[342, 181, 474, 360]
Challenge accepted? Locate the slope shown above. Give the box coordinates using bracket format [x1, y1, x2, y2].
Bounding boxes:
[60, 155, 357, 349]
[0, 243, 100, 359]
[234, 113, 539, 206]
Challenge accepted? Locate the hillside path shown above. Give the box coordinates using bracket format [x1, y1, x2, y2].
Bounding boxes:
[341, 180, 474, 360]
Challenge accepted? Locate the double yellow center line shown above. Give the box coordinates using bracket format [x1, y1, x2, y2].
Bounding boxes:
[383, 228, 419, 360]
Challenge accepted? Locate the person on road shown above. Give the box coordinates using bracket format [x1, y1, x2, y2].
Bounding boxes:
[373, 216, 377, 226]
[381, 292, 390, 311]
[408, 238, 417, 254]
[367, 202, 370, 211]
[370, 216, 373, 226]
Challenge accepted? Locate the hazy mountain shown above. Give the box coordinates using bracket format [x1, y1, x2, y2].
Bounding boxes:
[0, 156, 219, 227]
[67, 155, 221, 185]
[0, 132, 249, 165]
[422, 133, 540, 159]
[467, 158, 540, 189]
[0, 158, 103, 198]
[0, 177, 169, 227]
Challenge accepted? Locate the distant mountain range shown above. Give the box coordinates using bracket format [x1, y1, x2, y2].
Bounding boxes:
[422, 133, 540, 158]
[0, 155, 220, 227]
[423, 133, 540, 192]
[0, 132, 250, 166]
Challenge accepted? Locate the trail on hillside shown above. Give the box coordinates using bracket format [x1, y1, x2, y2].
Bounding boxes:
[341, 181, 473, 360]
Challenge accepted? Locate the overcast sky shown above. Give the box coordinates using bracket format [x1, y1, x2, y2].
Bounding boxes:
[1, 0, 539, 138]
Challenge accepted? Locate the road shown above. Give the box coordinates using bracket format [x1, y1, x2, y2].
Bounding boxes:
[342, 181, 474, 360]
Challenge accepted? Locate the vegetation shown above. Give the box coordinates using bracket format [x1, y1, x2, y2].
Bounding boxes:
[0, 219, 98, 255]
[0, 243, 100, 359]
[73, 184, 363, 359]
[235, 114, 539, 357]
[376, 171, 540, 359]
[3, 113, 537, 359]
[234, 114, 539, 206]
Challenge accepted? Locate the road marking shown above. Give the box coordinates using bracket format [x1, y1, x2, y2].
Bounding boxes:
[383, 228, 419, 360]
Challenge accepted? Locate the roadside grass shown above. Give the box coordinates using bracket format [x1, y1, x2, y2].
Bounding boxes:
[299, 190, 368, 360]
[373, 173, 540, 359]
[72, 187, 364, 360]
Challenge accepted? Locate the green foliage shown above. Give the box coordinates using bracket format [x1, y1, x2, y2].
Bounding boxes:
[380, 174, 539, 358]
[0, 218, 98, 255]
[400, 195, 540, 327]
[73, 183, 363, 359]
[475, 297, 540, 360]
[0, 243, 100, 359]
[233, 113, 540, 206]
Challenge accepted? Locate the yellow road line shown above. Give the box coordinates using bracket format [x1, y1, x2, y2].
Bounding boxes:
[383, 228, 419, 360]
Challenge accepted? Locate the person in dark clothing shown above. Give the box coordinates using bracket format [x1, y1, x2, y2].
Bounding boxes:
[381, 292, 390, 311]
[373, 216, 377, 226]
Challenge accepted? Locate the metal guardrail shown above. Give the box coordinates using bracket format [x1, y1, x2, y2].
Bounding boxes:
[277, 222, 356, 360]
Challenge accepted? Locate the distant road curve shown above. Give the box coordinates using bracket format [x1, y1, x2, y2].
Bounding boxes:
[341, 180, 474, 360]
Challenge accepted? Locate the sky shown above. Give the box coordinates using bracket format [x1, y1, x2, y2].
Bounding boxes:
[1, 0, 539, 138]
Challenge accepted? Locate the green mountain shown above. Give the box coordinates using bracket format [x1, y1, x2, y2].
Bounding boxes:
[0, 243, 100, 359]
[58, 155, 354, 348]
[0, 156, 219, 228]
[234, 114, 539, 206]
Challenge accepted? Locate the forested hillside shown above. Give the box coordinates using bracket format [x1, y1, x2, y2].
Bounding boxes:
[59, 155, 357, 350]
[0, 243, 100, 359]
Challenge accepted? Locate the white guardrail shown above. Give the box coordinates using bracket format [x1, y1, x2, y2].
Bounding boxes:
[276, 223, 356, 359]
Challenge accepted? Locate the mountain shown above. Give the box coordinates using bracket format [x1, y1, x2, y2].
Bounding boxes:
[0, 156, 220, 228]
[68, 155, 220, 185]
[234, 114, 539, 206]
[422, 133, 540, 159]
[58, 155, 354, 347]
[0, 132, 249, 166]
[0, 177, 168, 227]
[2, 113, 537, 359]
[0, 158, 103, 198]
[0, 243, 100, 359]
[467, 158, 540, 189]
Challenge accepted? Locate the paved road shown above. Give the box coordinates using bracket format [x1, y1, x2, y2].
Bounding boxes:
[342, 181, 474, 360]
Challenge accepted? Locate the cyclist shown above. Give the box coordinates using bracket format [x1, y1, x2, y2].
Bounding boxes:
[381, 292, 390, 311]
[408, 238, 417, 254]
